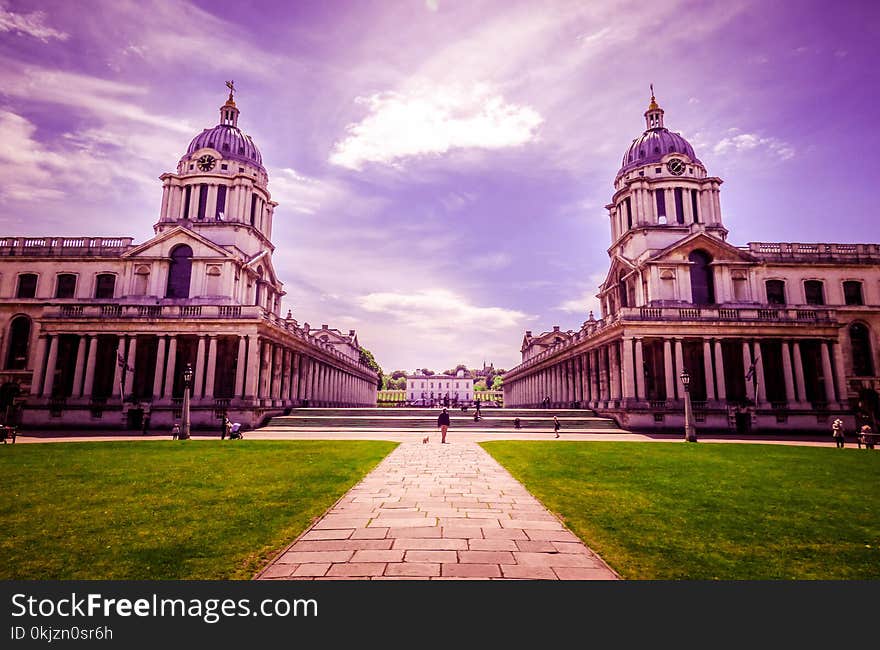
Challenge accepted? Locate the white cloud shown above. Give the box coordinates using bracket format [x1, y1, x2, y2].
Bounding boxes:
[425, 0, 439, 12]
[713, 132, 795, 161]
[556, 272, 605, 317]
[270, 168, 344, 215]
[330, 83, 543, 170]
[359, 289, 526, 330]
[0, 3, 68, 42]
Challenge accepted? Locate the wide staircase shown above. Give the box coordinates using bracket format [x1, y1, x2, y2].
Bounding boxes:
[265, 407, 626, 434]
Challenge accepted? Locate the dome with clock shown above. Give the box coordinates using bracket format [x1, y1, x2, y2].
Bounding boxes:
[181, 87, 263, 171]
[617, 90, 700, 179]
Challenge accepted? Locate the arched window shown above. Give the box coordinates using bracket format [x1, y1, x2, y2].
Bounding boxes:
[254, 267, 263, 307]
[688, 250, 715, 305]
[804, 280, 825, 305]
[94, 274, 116, 299]
[55, 273, 77, 298]
[133, 266, 151, 296]
[850, 323, 874, 377]
[765, 280, 786, 305]
[166, 244, 193, 299]
[6, 315, 31, 370]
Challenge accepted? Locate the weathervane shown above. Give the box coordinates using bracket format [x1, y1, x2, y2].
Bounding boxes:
[225, 80, 235, 101]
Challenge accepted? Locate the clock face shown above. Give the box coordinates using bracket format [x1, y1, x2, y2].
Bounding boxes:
[666, 158, 685, 176]
[197, 155, 216, 172]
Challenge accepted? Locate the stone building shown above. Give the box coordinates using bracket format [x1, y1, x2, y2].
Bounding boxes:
[0, 88, 378, 430]
[504, 92, 880, 433]
[406, 370, 473, 405]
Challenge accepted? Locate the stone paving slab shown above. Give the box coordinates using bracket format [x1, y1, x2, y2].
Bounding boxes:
[256, 442, 619, 580]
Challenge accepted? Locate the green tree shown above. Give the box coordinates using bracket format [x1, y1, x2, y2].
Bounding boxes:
[359, 347, 384, 389]
[491, 375, 504, 390]
[474, 379, 488, 392]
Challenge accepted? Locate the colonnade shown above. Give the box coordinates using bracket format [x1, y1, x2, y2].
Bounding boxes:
[28, 331, 376, 407]
[505, 335, 848, 410]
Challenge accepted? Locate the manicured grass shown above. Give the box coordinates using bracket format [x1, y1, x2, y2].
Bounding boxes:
[482, 441, 880, 579]
[0, 440, 396, 579]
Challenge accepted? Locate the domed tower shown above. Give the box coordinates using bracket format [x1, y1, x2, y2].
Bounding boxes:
[155, 82, 278, 257]
[606, 88, 726, 260]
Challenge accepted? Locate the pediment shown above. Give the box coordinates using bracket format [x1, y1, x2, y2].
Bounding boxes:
[123, 226, 236, 260]
[647, 232, 757, 265]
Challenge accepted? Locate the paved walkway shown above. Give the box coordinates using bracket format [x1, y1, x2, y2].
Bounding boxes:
[255, 441, 619, 580]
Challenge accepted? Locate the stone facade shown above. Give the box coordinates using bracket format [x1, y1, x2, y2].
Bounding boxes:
[504, 92, 880, 434]
[406, 372, 473, 405]
[0, 89, 377, 430]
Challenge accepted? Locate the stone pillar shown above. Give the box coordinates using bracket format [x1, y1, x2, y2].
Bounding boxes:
[83, 335, 98, 398]
[206, 184, 218, 221]
[124, 336, 137, 397]
[272, 344, 282, 401]
[832, 341, 849, 406]
[713, 340, 726, 401]
[753, 341, 767, 404]
[702, 339, 716, 401]
[193, 336, 206, 398]
[781, 341, 796, 404]
[742, 341, 754, 402]
[43, 335, 60, 397]
[235, 336, 247, 398]
[821, 341, 836, 404]
[589, 350, 599, 406]
[609, 342, 621, 401]
[663, 339, 675, 402]
[72, 336, 87, 399]
[281, 350, 291, 404]
[204, 336, 218, 398]
[163, 337, 178, 399]
[622, 337, 636, 400]
[792, 341, 807, 406]
[30, 336, 49, 396]
[634, 338, 645, 400]
[259, 341, 271, 400]
[673, 338, 684, 401]
[152, 336, 167, 400]
[112, 337, 126, 397]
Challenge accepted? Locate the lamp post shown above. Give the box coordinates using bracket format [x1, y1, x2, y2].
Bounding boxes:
[181, 363, 193, 440]
[680, 368, 697, 442]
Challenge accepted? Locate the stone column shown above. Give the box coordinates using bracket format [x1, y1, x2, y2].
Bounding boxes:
[610, 342, 622, 401]
[163, 337, 177, 399]
[272, 344, 282, 401]
[781, 341, 796, 404]
[634, 338, 645, 400]
[235, 336, 247, 398]
[30, 336, 49, 396]
[820, 341, 836, 404]
[589, 350, 599, 406]
[673, 338, 684, 401]
[259, 341, 271, 400]
[112, 337, 126, 397]
[204, 336, 218, 398]
[703, 339, 716, 401]
[622, 337, 636, 400]
[792, 341, 807, 406]
[742, 341, 754, 402]
[193, 336, 206, 399]
[663, 339, 675, 402]
[281, 350, 291, 404]
[124, 336, 137, 397]
[72, 336, 87, 399]
[83, 335, 98, 398]
[43, 335, 60, 397]
[713, 340, 726, 401]
[206, 184, 218, 221]
[152, 336, 167, 400]
[832, 341, 849, 406]
[753, 341, 767, 404]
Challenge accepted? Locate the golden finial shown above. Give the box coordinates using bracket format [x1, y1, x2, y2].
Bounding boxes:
[224, 80, 236, 107]
[648, 83, 659, 111]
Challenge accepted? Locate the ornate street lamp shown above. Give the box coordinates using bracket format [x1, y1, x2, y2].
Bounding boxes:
[181, 363, 194, 440]
[680, 368, 697, 442]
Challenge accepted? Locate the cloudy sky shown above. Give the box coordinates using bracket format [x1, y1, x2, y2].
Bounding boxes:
[1, 0, 878, 373]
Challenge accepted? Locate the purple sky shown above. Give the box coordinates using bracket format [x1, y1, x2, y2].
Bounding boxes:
[1, 0, 878, 373]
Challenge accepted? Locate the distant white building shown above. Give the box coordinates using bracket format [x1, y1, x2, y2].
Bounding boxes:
[405, 370, 472, 405]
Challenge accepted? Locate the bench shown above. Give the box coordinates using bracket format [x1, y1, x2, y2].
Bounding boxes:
[0, 425, 16, 444]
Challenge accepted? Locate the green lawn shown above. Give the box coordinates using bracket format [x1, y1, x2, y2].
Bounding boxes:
[482, 441, 880, 579]
[0, 440, 396, 579]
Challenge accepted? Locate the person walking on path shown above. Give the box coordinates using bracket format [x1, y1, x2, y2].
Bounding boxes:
[553, 415, 561, 438]
[141, 415, 150, 436]
[222, 416, 232, 440]
[171, 422, 180, 440]
[860, 424, 875, 449]
[438, 408, 451, 444]
[832, 418, 845, 448]
[475, 397, 481, 416]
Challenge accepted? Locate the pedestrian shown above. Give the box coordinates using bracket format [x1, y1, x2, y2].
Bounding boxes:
[222, 416, 232, 440]
[514, 417, 521, 429]
[473, 410, 480, 423]
[475, 397, 481, 416]
[438, 407, 450, 444]
[543, 396, 551, 408]
[553, 415, 560, 438]
[141, 414, 150, 436]
[171, 422, 180, 440]
[860, 424, 875, 450]
[831, 418, 845, 448]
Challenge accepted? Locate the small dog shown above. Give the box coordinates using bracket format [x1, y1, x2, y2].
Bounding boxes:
[422, 436, 430, 444]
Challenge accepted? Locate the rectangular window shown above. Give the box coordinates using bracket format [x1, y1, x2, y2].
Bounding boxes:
[55, 274, 77, 299]
[196, 183, 208, 220]
[250, 193, 257, 226]
[655, 190, 666, 218]
[216, 185, 227, 219]
[674, 188, 684, 223]
[182, 185, 192, 220]
[624, 197, 632, 230]
[843, 281, 864, 306]
[691, 190, 699, 223]
[804, 280, 825, 305]
[16, 274, 37, 298]
[766, 280, 786, 305]
[94, 274, 116, 299]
